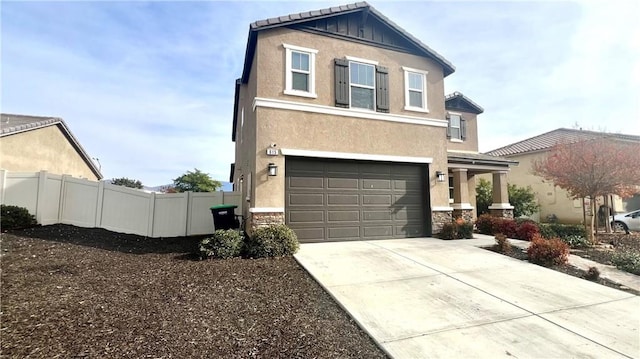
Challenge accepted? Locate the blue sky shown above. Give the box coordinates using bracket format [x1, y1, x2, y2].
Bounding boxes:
[2, 1, 638, 186]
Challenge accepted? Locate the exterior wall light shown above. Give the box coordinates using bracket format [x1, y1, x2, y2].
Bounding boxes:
[268, 163, 278, 176]
[436, 171, 446, 182]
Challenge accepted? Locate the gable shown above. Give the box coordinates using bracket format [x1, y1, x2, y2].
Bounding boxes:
[290, 12, 424, 57]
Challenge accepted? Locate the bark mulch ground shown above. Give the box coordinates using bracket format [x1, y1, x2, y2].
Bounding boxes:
[0, 224, 387, 359]
[486, 232, 640, 296]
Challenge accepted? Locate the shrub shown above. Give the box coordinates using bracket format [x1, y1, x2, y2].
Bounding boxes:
[611, 252, 640, 275]
[246, 224, 299, 258]
[198, 230, 243, 259]
[494, 218, 517, 238]
[545, 223, 586, 239]
[538, 224, 557, 239]
[1, 205, 37, 230]
[439, 218, 473, 240]
[495, 233, 511, 254]
[561, 235, 589, 248]
[585, 267, 600, 281]
[475, 214, 495, 235]
[515, 221, 540, 241]
[526, 235, 570, 267]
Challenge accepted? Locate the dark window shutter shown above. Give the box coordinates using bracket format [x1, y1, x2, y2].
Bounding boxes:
[375, 65, 389, 113]
[446, 114, 451, 138]
[461, 118, 467, 140]
[334, 58, 349, 107]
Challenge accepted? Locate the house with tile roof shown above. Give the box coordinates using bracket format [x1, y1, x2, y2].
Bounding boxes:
[486, 128, 640, 224]
[1, 113, 102, 180]
[230, 2, 516, 241]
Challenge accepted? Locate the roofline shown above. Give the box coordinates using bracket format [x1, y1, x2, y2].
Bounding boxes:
[1, 115, 103, 179]
[231, 78, 241, 142]
[445, 91, 484, 114]
[240, 2, 455, 84]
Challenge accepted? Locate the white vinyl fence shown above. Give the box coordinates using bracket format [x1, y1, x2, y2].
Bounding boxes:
[0, 170, 242, 237]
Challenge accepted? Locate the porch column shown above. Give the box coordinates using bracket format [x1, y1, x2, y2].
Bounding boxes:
[451, 169, 473, 222]
[488, 170, 514, 218]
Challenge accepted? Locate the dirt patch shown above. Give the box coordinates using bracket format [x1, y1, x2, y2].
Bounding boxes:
[1, 224, 387, 358]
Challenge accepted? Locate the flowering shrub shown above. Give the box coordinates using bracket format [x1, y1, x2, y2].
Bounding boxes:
[439, 218, 474, 240]
[526, 235, 569, 267]
[494, 218, 517, 238]
[475, 214, 495, 235]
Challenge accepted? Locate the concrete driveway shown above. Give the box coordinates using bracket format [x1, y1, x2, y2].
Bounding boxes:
[295, 238, 639, 358]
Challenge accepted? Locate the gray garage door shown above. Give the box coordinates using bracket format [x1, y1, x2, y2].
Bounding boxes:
[285, 157, 428, 242]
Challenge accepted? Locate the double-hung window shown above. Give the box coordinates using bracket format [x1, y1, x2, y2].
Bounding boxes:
[447, 113, 466, 141]
[403, 67, 428, 112]
[284, 43, 317, 98]
[349, 61, 376, 110]
[334, 56, 389, 112]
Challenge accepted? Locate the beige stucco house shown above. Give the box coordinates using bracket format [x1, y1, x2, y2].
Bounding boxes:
[486, 128, 640, 224]
[1, 113, 102, 180]
[231, 2, 515, 242]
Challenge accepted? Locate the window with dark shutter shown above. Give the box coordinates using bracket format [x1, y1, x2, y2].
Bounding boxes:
[375, 66, 389, 113]
[446, 114, 451, 138]
[334, 59, 349, 107]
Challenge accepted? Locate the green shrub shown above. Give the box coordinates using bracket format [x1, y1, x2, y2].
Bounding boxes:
[246, 224, 299, 258]
[1, 205, 37, 230]
[561, 235, 589, 248]
[526, 235, 569, 267]
[515, 221, 540, 241]
[198, 230, 243, 259]
[439, 219, 473, 240]
[538, 224, 557, 239]
[611, 252, 640, 275]
[495, 233, 511, 254]
[545, 223, 586, 239]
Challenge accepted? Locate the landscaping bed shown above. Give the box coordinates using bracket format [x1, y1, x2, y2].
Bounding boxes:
[0, 224, 387, 358]
[485, 232, 640, 296]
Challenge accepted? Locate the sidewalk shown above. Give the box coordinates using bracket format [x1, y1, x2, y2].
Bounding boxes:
[472, 233, 640, 292]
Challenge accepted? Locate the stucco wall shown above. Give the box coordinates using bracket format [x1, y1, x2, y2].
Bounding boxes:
[256, 28, 446, 118]
[0, 126, 98, 180]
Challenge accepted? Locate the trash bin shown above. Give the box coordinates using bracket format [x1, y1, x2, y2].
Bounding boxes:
[210, 204, 239, 230]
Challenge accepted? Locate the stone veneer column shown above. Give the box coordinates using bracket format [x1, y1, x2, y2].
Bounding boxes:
[247, 209, 285, 235]
[431, 208, 453, 234]
[451, 169, 474, 222]
[488, 171, 514, 218]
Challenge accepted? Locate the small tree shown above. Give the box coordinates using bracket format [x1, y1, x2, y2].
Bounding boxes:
[533, 137, 640, 242]
[173, 168, 221, 192]
[111, 177, 143, 189]
[475, 179, 538, 218]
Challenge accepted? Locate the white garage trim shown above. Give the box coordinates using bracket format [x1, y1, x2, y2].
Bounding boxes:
[280, 148, 433, 164]
[249, 207, 285, 213]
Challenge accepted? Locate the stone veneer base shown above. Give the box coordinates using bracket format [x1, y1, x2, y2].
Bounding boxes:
[248, 211, 285, 234]
[453, 209, 474, 223]
[431, 210, 453, 234]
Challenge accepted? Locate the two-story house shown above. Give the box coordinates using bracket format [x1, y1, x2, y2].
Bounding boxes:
[231, 2, 515, 242]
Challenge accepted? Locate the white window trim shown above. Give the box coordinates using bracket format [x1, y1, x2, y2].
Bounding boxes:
[283, 43, 317, 98]
[402, 66, 429, 113]
[448, 112, 463, 141]
[348, 59, 377, 111]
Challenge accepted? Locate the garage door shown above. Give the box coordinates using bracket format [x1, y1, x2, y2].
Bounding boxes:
[285, 157, 428, 242]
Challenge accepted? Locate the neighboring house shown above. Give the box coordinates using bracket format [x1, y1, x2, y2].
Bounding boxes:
[486, 128, 640, 224]
[0, 113, 102, 180]
[230, 2, 515, 242]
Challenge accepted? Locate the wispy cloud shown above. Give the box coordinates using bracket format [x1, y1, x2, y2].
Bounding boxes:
[2, 1, 638, 185]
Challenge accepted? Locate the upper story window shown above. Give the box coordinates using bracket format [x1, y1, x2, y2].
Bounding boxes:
[447, 113, 467, 141]
[402, 67, 428, 113]
[334, 56, 389, 113]
[350, 62, 375, 110]
[284, 43, 317, 98]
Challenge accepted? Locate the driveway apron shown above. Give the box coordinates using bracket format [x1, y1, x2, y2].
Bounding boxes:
[294, 238, 640, 359]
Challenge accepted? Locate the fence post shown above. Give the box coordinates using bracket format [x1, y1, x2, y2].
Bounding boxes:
[0, 169, 6, 204]
[147, 192, 156, 237]
[95, 180, 105, 228]
[35, 171, 48, 224]
[185, 191, 193, 236]
[58, 175, 70, 223]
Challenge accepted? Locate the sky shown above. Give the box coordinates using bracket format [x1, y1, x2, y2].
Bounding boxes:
[2, 0, 639, 187]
